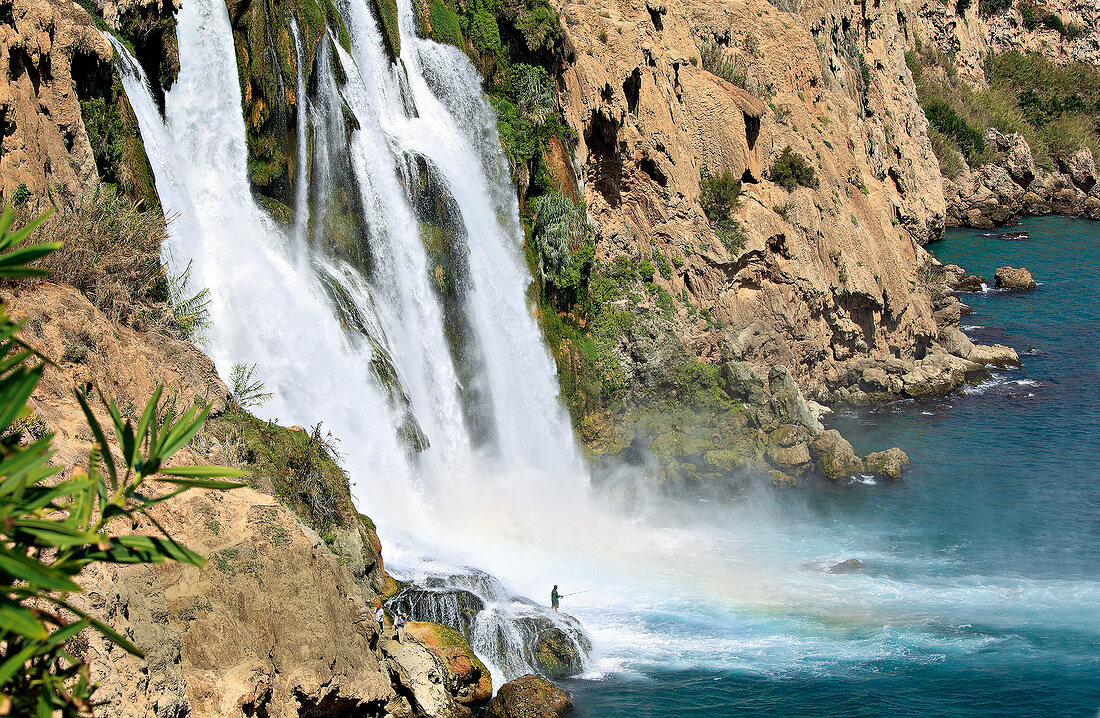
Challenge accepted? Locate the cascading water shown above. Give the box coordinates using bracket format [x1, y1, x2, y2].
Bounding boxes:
[110, 0, 1100, 712]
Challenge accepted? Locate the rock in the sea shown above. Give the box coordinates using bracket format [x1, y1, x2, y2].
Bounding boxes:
[486, 675, 573, 718]
[967, 343, 1021, 368]
[828, 559, 864, 574]
[997, 231, 1029, 241]
[994, 266, 1036, 290]
[864, 448, 911, 481]
[810, 430, 864, 480]
[942, 264, 985, 292]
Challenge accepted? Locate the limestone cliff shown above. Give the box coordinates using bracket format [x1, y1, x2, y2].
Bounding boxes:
[903, 0, 1100, 226]
[555, 0, 952, 406]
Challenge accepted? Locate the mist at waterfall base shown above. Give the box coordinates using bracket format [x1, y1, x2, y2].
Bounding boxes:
[109, 0, 1098, 711]
[564, 217, 1100, 717]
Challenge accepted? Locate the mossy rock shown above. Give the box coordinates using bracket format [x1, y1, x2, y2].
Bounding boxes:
[371, 0, 401, 60]
[405, 621, 493, 705]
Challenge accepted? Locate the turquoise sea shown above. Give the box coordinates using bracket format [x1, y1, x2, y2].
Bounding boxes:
[564, 216, 1100, 717]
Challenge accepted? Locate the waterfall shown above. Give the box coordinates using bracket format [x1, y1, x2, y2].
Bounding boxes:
[290, 19, 310, 255]
[110, 0, 601, 683]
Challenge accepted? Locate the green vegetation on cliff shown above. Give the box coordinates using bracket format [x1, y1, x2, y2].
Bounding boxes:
[906, 45, 1100, 176]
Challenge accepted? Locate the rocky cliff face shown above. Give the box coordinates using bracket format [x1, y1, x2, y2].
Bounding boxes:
[903, 0, 1100, 227]
[548, 0, 1025, 440]
[0, 0, 113, 202]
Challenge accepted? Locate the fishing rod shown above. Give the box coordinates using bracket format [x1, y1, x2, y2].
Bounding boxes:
[560, 588, 597, 598]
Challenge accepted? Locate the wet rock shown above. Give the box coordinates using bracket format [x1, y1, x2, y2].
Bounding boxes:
[864, 448, 911, 481]
[828, 559, 864, 574]
[994, 266, 1036, 290]
[809, 430, 864, 480]
[997, 231, 1029, 241]
[768, 469, 798, 487]
[514, 614, 592, 679]
[485, 675, 573, 718]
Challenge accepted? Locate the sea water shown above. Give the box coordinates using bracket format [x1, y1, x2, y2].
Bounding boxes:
[563, 216, 1100, 717]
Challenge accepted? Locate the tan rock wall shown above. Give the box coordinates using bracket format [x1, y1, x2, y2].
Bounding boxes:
[0, 0, 112, 203]
[554, 0, 951, 400]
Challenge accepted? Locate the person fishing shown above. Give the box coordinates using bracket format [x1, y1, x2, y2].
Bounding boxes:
[551, 585, 560, 610]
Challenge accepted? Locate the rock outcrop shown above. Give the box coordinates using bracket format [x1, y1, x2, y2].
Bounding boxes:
[995, 265, 1036, 290]
[555, 0, 958, 409]
[485, 675, 573, 718]
[0, 0, 113, 203]
[945, 130, 1100, 228]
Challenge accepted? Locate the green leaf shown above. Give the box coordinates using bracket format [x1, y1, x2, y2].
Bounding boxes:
[0, 598, 49, 640]
[75, 389, 118, 488]
[1, 207, 53, 250]
[0, 242, 62, 270]
[134, 385, 163, 454]
[0, 364, 44, 432]
[0, 546, 81, 591]
[40, 617, 89, 650]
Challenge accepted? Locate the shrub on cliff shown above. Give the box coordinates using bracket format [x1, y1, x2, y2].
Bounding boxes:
[0, 204, 245, 716]
[531, 192, 592, 302]
[769, 147, 819, 192]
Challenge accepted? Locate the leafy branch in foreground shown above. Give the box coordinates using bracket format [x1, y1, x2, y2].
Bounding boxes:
[0, 203, 246, 716]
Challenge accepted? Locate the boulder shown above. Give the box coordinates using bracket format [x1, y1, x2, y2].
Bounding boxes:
[809, 430, 864, 480]
[942, 264, 985, 292]
[827, 558, 864, 574]
[968, 343, 1021, 368]
[994, 266, 1036, 290]
[404, 622, 492, 707]
[864, 448, 911, 481]
[485, 675, 573, 718]
[382, 637, 462, 718]
[515, 614, 592, 679]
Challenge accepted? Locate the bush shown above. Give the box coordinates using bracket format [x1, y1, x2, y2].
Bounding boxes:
[699, 167, 742, 223]
[531, 192, 591, 300]
[700, 39, 748, 88]
[925, 102, 987, 163]
[769, 146, 819, 191]
[978, 0, 1011, 15]
[467, 7, 501, 54]
[11, 183, 29, 206]
[34, 187, 169, 328]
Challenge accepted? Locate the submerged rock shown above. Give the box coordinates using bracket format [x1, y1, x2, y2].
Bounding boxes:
[994, 266, 1036, 290]
[828, 558, 864, 574]
[864, 448, 911, 481]
[486, 675, 573, 718]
